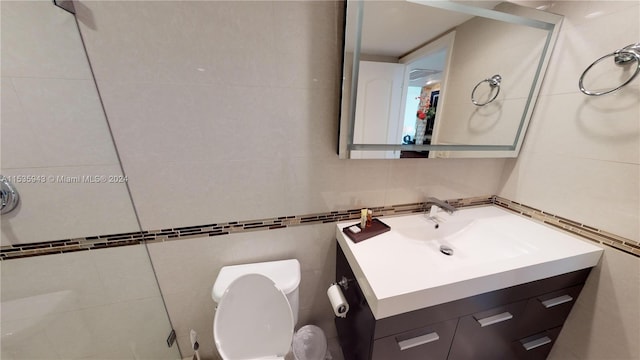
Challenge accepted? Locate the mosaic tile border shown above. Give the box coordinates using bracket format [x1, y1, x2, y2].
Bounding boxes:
[2, 195, 637, 260]
[493, 196, 640, 257]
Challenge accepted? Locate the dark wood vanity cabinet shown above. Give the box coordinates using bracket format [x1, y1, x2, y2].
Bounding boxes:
[372, 318, 458, 360]
[335, 244, 592, 360]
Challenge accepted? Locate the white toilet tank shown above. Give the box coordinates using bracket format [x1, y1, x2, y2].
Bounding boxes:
[212, 259, 301, 325]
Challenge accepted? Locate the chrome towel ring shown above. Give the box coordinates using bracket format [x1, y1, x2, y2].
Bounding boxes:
[0, 176, 20, 215]
[471, 74, 502, 106]
[579, 43, 640, 96]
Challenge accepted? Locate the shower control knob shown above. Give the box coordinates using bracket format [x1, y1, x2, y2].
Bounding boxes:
[0, 176, 20, 215]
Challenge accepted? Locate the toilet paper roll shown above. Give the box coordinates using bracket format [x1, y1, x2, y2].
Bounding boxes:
[327, 284, 349, 318]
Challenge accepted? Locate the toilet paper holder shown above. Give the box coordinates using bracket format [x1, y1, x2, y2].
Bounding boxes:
[333, 276, 355, 290]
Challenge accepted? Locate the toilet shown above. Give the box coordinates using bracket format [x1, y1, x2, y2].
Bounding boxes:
[214, 273, 294, 359]
[213, 259, 327, 360]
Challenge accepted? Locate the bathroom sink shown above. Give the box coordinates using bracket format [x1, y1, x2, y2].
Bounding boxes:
[392, 214, 476, 242]
[336, 205, 603, 319]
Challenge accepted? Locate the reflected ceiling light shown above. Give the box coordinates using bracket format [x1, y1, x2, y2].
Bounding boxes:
[585, 11, 604, 19]
[409, 68, 441, 81]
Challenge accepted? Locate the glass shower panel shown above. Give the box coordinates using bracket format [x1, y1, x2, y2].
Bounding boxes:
[1, 246, 179, 359]
[0, 1, 180, 358]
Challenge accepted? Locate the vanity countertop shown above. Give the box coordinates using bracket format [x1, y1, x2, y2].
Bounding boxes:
[336, 205, 603, 319]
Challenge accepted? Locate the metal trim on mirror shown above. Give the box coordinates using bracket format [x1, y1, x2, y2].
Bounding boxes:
[338, 0, 564, 159]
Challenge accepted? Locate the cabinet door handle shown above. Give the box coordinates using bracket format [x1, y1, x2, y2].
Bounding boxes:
[397, 332, 439, 351]
[540, 294, 573, 308]
[475, 311, 513, 327]
[521, 336, 552, 351]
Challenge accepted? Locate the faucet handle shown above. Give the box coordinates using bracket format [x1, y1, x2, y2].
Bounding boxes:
[425, 196, 457, 215]
[429, 205, 439, 218]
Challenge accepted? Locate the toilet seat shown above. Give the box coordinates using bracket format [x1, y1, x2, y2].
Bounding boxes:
[214, 273, 294, 360]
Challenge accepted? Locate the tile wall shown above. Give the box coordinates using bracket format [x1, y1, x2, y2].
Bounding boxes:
[500, 0, 639, 241]
[74, 1, 505, 358]
[0, 1, 139, 245]
[2, 1, 638, 359]
[499, 1, 640, 359]
[1, 3, 178, 360]
[75, 0, 507, 231]
[1, 197, 496, 260]
[2, 193, 637, 359]
[0, 245, 176, 359]
[76, 1, 638, 359]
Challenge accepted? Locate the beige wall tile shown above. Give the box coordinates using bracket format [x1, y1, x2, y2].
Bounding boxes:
[499, 2, 640, 240]
[147, 224, 339, 359]
[75, 297, 176, 359]
[272, 0, 341, 89]
[76, 1, 279, 87]
[1, 0, 137, 246]
[500, 153, 639, 242]
[1, 251, 108, 313]
[0, 79, 49, 168]
[0, 316, 62, 359]
[538, 1, 640, 96]
[499, 2, 640, 359]
[0, 1, 91, 79]
[524, 92, 639, 164]
[1, 166, 139, 245]
[8, 77, 119, 167]
[1, 248, 177, 359]
[91, 245, 164, 303]
[549, 247, 640, 360]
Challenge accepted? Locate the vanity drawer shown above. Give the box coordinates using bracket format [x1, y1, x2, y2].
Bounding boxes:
[448, 300, 528, 360]
[372, 318, 458, 360]
[517, 284, 583, 337]
[512, 327, 562, 360]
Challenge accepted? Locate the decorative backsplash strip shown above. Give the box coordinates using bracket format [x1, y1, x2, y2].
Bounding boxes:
[2, 195, 638, 260]
[493, 196, 640, 257]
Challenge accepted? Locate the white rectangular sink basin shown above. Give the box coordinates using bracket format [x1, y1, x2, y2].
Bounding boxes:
[336, 205, 603, 319]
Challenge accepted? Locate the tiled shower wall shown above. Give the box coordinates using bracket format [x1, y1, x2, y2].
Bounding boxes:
[0, 245, 177, 359]
[498, 1, 639, 359]
[1, 3, 178, 359]
[0, 1, 139, 245]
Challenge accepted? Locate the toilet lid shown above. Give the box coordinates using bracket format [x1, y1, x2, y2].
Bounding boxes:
[214, 274, 294, 359]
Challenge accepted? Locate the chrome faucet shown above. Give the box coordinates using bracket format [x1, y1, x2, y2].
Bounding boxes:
[425, 197, 457, 215]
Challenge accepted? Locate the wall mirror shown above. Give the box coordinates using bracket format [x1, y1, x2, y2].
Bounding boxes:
[338, 0, 563, 159]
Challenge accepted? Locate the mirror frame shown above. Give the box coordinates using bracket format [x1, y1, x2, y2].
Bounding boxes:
[338, 0, 564, 159]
